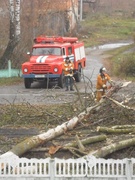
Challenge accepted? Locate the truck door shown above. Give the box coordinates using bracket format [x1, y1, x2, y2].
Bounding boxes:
[68, 46, 74, 63]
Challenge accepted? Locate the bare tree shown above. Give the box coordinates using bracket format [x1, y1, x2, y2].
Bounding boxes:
[0, 0, 21, 68]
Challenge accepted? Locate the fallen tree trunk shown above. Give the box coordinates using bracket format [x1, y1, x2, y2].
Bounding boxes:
[89, 137, 135, 158]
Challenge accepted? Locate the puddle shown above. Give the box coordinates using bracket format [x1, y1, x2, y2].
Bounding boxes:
[98, 42, 133, 49]
[87, 41, 133, 51]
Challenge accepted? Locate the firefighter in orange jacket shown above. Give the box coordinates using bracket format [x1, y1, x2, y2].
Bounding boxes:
[96, 67, 114, 102]
[62, 56, 74, 91]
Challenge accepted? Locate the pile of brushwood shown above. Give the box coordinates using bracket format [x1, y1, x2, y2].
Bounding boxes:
[0, 81, 135, 160]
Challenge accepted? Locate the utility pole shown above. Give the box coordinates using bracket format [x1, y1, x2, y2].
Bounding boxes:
[80, 0, 83, 21]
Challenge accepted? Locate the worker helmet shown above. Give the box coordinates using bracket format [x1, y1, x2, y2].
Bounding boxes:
[99, 67, 107, 73]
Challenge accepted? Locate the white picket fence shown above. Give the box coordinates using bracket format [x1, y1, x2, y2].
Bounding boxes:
[0, 156, 135, 180]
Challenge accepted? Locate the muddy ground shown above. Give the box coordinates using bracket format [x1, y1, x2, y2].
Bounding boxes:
[0, 43, 135, 159]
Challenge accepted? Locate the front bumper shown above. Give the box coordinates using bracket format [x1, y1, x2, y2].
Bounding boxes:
[22, 74, 60, 78]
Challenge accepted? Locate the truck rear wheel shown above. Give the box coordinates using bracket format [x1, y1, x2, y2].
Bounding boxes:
[24, 78, 31, 88]
[74, 65, 82, 82]
[58, 72, 65, 88]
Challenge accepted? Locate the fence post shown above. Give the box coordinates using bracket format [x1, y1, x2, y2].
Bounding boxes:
[50, 159, 55, 180]
[8, 60, 11, 77]
[126, 159, 132, 180]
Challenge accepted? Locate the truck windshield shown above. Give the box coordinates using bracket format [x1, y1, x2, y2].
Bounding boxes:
[32, 47, 61, 56]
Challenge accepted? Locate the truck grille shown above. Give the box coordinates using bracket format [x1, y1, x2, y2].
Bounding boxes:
[31, 64, 51, 73]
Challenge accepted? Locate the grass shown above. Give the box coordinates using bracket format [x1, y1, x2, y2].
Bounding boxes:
[0, 103, 75, 129]
[102, 43, 135, 81]
[0, 77, 23, 86]
[79, 14, 135, 47]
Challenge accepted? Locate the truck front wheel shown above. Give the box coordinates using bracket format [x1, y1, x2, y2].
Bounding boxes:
[58, 72, 65, 88]
[24, 78, 31, 88]
[74, 65, 82, 82]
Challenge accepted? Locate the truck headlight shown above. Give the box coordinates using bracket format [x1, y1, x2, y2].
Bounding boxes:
[24, 68, 28, 73]
[54, 68, 58, 72]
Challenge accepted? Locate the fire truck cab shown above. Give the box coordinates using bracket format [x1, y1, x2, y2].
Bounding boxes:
[22, 36, 86, 88]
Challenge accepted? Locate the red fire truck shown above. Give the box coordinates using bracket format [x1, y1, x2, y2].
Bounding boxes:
[22, 36, 86, 88]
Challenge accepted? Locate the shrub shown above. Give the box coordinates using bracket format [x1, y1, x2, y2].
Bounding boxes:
[117, 53, 135, 77]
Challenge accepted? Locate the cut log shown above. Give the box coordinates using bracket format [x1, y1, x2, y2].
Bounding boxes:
[65, 135, 107, 148]
[97, 126, 135, 134]
[75, 135, 85, 151]
[112, 125, 135, 129]
[89, 137, 135, 158]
